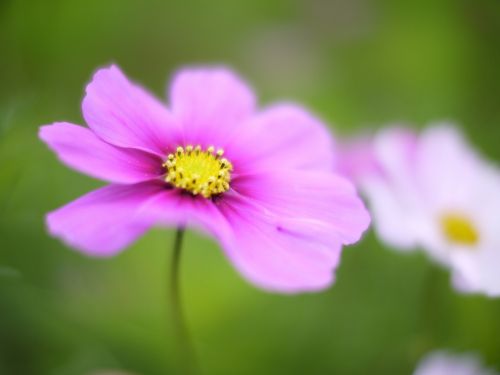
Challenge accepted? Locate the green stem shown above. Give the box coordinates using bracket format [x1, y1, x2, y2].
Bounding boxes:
[169, 227, 198, 375]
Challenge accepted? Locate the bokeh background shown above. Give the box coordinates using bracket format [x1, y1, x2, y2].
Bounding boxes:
[1, 0, 500, 374]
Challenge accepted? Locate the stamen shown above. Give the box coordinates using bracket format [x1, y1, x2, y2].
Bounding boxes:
[440, 212, 479, 246]
[163, 145, 233, 198]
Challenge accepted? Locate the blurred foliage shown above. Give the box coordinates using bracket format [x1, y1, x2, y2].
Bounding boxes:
[1, 0, 500, 374]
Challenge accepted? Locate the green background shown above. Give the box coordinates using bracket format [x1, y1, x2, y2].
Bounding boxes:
[1, 0, 499, 374]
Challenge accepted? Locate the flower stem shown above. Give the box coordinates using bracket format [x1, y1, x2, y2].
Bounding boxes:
[417, 264, 441, 348]
[169, 227, 198, 374]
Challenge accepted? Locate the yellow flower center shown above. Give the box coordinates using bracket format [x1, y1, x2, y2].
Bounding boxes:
[440, 212, 479, 246]
[163, 145, 233, 198]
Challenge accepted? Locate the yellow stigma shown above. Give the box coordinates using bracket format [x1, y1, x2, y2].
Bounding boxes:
[440, 212, 479, 246]
[163, 145, 233, 198]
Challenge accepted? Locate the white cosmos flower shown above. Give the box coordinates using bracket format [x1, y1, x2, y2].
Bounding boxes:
[340, 124, 500, 297]
[414, 351, 498, 375]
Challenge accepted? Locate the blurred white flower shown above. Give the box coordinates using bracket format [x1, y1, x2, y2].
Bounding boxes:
[340, 124, 500, 296]
[414, 351, 498, 375]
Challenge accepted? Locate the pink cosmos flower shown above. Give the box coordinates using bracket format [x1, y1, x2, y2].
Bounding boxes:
[413, 351, 498, 375]
[340, 124, 500, 296]
[39, 65, 370, 293]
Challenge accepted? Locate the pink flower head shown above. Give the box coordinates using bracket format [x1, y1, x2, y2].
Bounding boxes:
[39, 65, 370, 293]
[341, 124, 500, 296]
[413, 350, 498, 375]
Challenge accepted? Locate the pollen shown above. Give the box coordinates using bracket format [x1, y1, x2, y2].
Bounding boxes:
[163, 145, 233, 198]
[440, 212, 479, 246]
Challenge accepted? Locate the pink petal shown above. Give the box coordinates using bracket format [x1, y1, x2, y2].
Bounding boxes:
[232, 170, 370, 245]
[142, 169, 368, 293]
[169, 67, 256, 146]
[227, 104, 335, 173]
[47, 182, 168, 256]
[218, 194, 342, 293]
[82, 65, 179, 156]
[48, 181, 233, 258]
[39, 122, 163, 184]
[138, 190, 233, 241]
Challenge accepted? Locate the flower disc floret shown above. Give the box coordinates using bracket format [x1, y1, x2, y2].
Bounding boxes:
[440, 212, 479, 246]
[163, 145, 233, 198]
